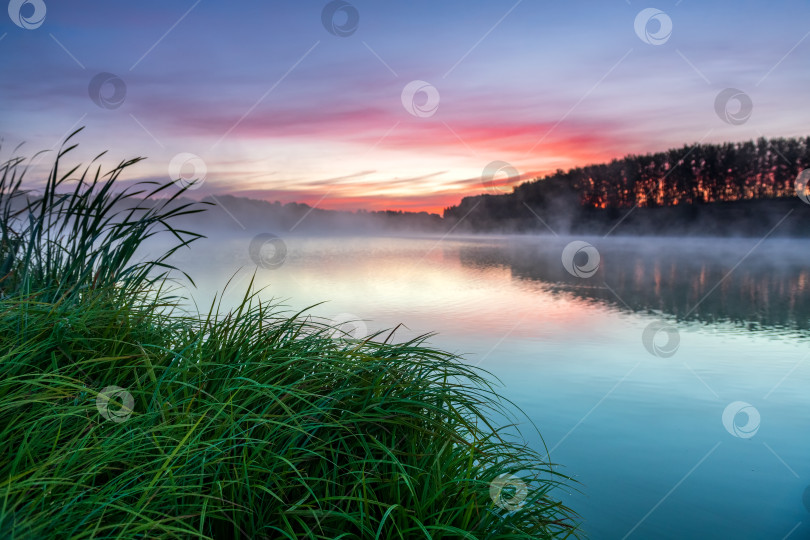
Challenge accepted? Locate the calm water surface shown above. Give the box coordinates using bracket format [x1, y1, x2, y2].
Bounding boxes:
[158, 234, 810, 539]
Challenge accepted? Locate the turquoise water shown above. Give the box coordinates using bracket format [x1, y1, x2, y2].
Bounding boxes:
[159, 234, 810, 539]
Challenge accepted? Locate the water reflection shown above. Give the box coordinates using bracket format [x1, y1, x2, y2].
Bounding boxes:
[153, 234, 810, 538]
[456, 236, 810, 334]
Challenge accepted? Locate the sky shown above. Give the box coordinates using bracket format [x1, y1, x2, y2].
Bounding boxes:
[2, 0, 810, 214]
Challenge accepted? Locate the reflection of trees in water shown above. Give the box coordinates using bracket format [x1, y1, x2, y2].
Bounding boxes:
[456, 240, 810, 333]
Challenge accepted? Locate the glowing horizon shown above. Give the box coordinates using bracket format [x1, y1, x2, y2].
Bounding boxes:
[2, 1, 810, 215]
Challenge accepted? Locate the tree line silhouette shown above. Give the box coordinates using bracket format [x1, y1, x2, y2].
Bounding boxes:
[443, 136, 810, 235]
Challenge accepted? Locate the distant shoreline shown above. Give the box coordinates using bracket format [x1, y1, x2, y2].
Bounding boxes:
[172, 194, 810, 238]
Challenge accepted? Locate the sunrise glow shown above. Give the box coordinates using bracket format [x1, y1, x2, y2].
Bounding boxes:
[2, 1, 809, 213]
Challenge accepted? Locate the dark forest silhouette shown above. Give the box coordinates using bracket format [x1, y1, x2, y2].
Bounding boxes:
[444, 136, 810, 235]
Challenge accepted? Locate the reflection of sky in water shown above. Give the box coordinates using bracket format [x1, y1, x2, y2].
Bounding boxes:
[149, 234, 810, 539]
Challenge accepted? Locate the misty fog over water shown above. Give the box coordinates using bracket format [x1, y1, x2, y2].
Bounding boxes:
[141, 232, 810, 539]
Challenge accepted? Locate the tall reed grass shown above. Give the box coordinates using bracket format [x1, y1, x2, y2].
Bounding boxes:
[0, 132, 580, 539]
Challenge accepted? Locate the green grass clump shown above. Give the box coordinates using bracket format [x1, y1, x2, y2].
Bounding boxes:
[0, 133, 580, 539]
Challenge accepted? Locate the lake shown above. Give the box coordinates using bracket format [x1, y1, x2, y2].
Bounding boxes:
[158, 233, 810, 539]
